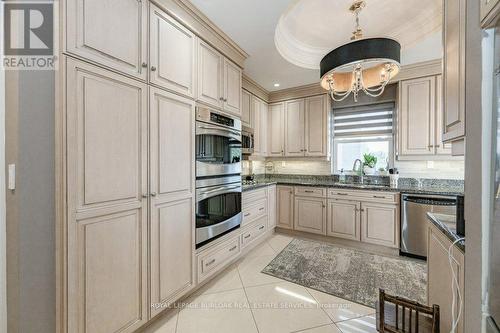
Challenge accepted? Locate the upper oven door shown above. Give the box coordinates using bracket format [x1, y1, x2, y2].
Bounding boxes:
[196, 122, 242, 177]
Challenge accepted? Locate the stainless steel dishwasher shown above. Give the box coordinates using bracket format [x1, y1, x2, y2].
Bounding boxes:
[400, 193, 457, 259]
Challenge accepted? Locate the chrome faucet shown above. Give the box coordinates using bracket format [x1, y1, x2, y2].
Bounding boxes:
[352, 159, 365, 184]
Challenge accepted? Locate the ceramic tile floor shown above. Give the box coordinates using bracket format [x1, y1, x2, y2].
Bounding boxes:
[144, 233, 377, 333]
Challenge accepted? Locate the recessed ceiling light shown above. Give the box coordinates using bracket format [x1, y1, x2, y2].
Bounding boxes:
[274, 83, 280, 87]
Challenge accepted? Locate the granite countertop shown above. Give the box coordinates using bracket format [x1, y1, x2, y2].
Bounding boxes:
[243, 178, 463, 196]
[427, 212, 465, 252]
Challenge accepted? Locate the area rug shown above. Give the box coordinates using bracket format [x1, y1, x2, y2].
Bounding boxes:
[261, 238, 427, 308]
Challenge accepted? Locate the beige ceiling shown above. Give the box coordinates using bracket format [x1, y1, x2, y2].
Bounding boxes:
[190, 0, 443, 92]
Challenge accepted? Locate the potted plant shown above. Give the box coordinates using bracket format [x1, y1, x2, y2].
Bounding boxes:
[363, 153, 377, 175]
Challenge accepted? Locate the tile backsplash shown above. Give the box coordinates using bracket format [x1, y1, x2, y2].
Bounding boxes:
[242, 158, 464, 180]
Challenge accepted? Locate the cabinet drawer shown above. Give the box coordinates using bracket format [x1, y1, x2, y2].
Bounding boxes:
[328, 189, 399, 204]
[242, 188, 267, 205]
[241, 218, 267, 247]
[198, 238, 240, 282]
[242, 198, 267, 226]
[295, 187, 327, 198]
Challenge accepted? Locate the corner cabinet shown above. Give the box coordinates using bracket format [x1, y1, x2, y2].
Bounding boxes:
[65, 0, 148, 80]
[442, 0, 466, 142]
[398, 75, 452, 159]
[197, 40, 242, 117]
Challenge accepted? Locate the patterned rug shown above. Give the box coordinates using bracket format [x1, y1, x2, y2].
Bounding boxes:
[262, 238, 427, 308]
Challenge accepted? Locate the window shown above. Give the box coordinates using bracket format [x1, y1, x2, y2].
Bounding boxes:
[332, 102, 395, 173]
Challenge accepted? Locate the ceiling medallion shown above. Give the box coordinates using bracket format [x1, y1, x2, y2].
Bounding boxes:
[320, 0, 401, 102]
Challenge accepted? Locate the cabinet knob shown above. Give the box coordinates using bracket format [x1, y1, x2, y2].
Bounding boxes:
[150, 192, 157, 197]
[428, 145, 434, 148]
[141, 62, 148, 68]
[220, 97, 224, 101]
[142, 193, 148, 198]
[151, 66, 157, 72]
[435, 145, 441, 148]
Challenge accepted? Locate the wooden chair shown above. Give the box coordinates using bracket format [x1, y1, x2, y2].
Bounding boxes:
[376, 289, 440, 333]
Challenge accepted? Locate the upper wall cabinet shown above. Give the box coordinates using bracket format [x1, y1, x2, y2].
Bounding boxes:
[442, 0, 466, 142]
[398, 75, 452, 159]
[150, 4, 196, 98]
[268, 103, 285, 157]
[241, 90, 252, 127]
[197, 40, 242, 117]
[66, 0, 148, 80]
[285, 99, 306, 157]
[305, 95, 329, 157]
[252, 96, 268, 156]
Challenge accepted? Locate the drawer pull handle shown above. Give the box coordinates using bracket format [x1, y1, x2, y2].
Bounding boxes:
[205, 259, 216, 267]
[229, 245, 237, 252]
[337, 193, 348, 196]
[244, 213, 251, 217]
[259, 207, 265, 211]
[373, 195, 386, 199]
[244, 234, 251, 239]
[259, 226, 265, 230]
[304, 190, 314, 193]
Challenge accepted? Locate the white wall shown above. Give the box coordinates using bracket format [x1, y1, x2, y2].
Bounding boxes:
[0, 68, 7, 332]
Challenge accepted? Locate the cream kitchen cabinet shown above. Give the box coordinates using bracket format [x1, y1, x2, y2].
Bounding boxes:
[65, 58, 149, 333]
[241, 89, 252, 127]
[277, 186, 294, 229]
[427, 221, 464, 333]
[442, 0, 466, 142]
[294, 196, 327, 235]
[481, 0, 500, 27]
[149, 4, 196, 98]
[398, 75, 452, 159]
[268, 102, 285, 157]
[327, 199, 360, 241]
[197, 40, 242, 116]
[149, 88, 195, 318]
[252, 96, 268, 156]
[283, 96, 329, 157]
[360, 202, 399, 248]
[268, 185, 277, 229]
[304, 95, 329, 157]
[66, 0, 148, 80]
[285, 99, 306, 156]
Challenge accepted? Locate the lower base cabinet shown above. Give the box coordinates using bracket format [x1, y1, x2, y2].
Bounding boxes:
[294, 196, 327, 235]
[427, 222, 464, 333]
[327, 199, 360, 241]
[360, 202, 399, 248]
[268, 185, 277, 228]
[277, 186, 294, 229]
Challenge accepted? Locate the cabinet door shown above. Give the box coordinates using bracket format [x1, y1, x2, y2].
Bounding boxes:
[197, 40, 223, 108]
[435, 75, 453, 155]
[268, 103, 285, 156]
[66, 58, 148, 333]
[66, 0, 148, 80]
[150, 4, 196, 98]
[327, 200, 360, 241]
[260, 101, 268, 156]
[252, 96, 262, 155]
[360, 202, 399, 248]
[399, 77, 435, 156]
[285, 99, 305, 156]
[149, 88, 195, 318]
[305, 95, 328, 157]
[241, 90, 252, 127]
[277, 186, 294, 229]
[427, 224, 465, 333]
[294, 197, 327, 235]
[223, 59, 242, 116]
[443, 0, 466, 141]
[268, 185, 277, 229]
[481, 0, 500, 27]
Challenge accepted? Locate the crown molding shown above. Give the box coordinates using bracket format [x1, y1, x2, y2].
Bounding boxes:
[152, 0, 249, 68]
[242, 74, 270, 102]
[268, 82, 325, 103]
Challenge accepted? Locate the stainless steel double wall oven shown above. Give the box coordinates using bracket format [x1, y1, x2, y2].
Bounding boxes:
[195, 107, 242, 247]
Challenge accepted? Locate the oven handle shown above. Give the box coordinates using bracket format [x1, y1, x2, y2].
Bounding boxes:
[196, 185, 242, 202]
[197, 125, 242, 141]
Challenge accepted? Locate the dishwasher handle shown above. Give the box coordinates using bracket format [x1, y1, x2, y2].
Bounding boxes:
[403, 196, 457, 206]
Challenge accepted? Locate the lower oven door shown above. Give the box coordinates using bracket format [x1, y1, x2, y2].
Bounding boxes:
[196, 184, 242, 246]
[196, 122, 242, 177]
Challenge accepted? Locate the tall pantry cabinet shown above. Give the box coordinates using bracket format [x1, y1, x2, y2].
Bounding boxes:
[61, 0, 243, 331]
